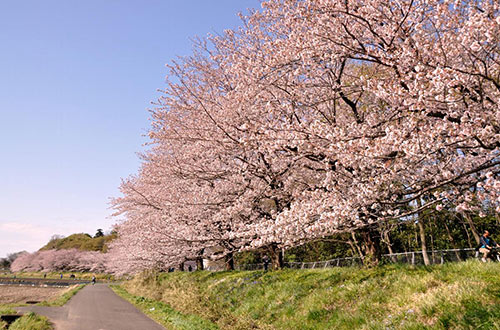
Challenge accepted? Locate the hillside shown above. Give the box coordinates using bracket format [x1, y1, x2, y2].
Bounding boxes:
[39, 231, 117, 252]
[116, 261, 500, 329]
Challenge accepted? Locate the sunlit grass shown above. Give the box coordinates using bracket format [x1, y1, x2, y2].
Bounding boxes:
[2, 271, 113, 281]
[38, 284, 86, 307]
[8, 312, 52, 330]
[120, 260, 500, 329]
[111, 285, 218, 330]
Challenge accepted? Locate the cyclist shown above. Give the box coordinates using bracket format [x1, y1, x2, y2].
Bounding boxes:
[479, 230, 499, 262]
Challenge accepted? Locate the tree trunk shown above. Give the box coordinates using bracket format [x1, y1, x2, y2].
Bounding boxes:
[359, 227, 381, 267]
[382, 230, 396, 263]
[224, 253, 234, 271]
[414, 222, 419, 250]
[381, 229, 394, 254]
[196, 258, 204, 271]
[417, 218, 430, 266]
[269, 244, 284, 270]
[195, 248, 205, 271]
[346, 239, 358, 257]
[430, 222, 435, 263]
[463, 212, 481, 245]
[178, 262, 184, 271]
[350, 232, 363, 258]
[416, 198, 430, 266]
[462, 222, 473, 248]
[444, 220, 461, 261]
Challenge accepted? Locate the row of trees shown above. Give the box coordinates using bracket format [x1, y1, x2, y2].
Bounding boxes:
[6, 231, 115, 274]
[108, 0, 500, 273]
[7, 208, 499, 274]
[10, 249, 107, 273]
[251, 208, 499, 265]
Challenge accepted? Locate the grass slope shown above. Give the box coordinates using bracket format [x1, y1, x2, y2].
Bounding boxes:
[39, 232, 116, 252]
[121, 261, 500, 329]
[111, 285, 218, 330]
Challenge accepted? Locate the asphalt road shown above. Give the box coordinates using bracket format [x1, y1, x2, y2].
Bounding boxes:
[18, 284, 164, 330]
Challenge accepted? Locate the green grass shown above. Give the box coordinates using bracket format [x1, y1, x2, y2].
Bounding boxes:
[38, 284, 86, 307]
[8, 312, 52, 330]
[0, 307, 15, 330]
[120, 261, 500, 329]
[2, 271, 114, 281]
[111, 285, 218, 330]
[0, 307, 16, 315]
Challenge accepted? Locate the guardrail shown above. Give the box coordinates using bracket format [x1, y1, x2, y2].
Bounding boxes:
[235, 248, 479, 271]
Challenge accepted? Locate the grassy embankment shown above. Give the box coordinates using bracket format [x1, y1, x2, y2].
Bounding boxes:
[115, 260, 500, 329]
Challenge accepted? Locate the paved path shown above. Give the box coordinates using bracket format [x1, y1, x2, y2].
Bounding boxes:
[18, 284, 164, 330]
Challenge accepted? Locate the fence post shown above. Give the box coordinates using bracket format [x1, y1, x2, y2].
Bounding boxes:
[440, 252, 444, 265]
[411, 252, 415, 265]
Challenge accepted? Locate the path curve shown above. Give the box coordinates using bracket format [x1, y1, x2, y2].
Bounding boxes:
[18, 284, 164, 330]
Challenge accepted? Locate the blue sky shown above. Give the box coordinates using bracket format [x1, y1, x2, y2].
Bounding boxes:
[0, 0, 260, 258]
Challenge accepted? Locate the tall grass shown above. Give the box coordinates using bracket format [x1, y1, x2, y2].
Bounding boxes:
[120, 261, 500, 329]
[111, 285, 218, 330]
[8, 312, 52, 330]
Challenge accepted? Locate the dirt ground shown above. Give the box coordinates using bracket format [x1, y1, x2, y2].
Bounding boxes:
[0, 285, 68, 304]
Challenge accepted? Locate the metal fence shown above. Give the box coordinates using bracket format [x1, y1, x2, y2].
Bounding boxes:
[235, 248, 478, 271]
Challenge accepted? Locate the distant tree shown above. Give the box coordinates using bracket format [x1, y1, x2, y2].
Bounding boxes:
[94, 229, 104, 238]
[0, 258, 9, 269]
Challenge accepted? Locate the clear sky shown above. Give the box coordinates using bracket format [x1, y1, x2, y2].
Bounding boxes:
[0, 0, 260, 258]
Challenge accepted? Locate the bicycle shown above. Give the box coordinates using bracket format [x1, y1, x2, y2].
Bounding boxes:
[476, 247, 500, 262]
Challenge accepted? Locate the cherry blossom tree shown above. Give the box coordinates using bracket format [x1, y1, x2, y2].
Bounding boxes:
[111, 0, 500, 270]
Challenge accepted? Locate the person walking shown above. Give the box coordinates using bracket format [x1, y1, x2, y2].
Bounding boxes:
[262, 255, 270, 271]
